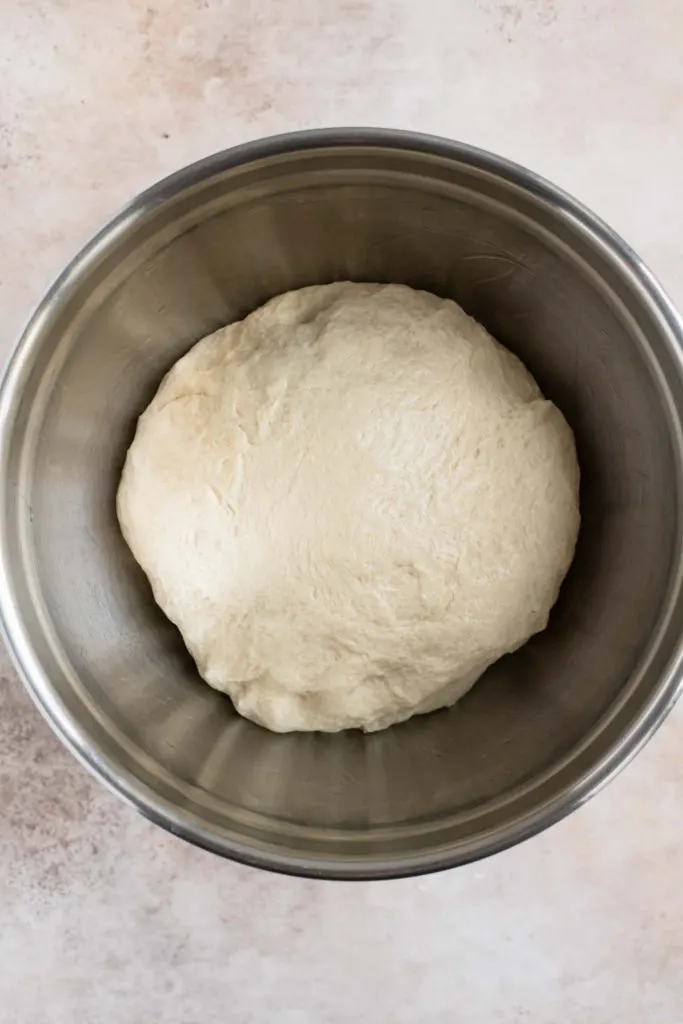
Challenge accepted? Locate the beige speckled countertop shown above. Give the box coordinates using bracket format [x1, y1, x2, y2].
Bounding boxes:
[2, 2, 683, 1022]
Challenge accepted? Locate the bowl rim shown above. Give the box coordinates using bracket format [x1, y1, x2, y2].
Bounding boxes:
[2, 126, 683, 880]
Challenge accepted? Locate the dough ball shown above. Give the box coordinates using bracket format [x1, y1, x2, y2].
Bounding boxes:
[117, 283, 580, 733]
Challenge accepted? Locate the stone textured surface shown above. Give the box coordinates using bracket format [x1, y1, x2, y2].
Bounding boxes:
[2, 1, 683, 1021]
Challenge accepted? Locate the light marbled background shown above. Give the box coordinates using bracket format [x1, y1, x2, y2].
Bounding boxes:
[2, 1, 683, 1021]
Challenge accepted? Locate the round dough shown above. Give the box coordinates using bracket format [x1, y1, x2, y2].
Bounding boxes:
[117, 283, 580, 733]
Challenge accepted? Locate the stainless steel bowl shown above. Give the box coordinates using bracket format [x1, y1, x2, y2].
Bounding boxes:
[2, 129, 683, 880]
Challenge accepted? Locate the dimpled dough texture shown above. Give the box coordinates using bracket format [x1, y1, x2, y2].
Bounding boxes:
[117, 283, 580, 733]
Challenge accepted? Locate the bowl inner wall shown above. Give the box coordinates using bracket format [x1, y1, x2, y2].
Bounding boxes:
[21, 149, 676, 853]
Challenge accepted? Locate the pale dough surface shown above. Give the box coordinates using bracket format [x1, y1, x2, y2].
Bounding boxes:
[117, 283, 580, 733]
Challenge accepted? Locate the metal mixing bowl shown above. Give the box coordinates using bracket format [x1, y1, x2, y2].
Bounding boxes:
[2, 129, 683, 880]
